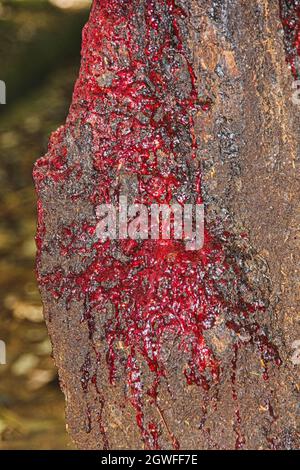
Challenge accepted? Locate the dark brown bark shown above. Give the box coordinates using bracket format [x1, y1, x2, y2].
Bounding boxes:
[34, 0, 299, 449]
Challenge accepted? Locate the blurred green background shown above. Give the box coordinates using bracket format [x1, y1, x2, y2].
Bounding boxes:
[0, 0, 91, 449]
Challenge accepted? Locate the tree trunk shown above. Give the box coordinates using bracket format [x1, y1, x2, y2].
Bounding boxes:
[33, 0, 300, 450]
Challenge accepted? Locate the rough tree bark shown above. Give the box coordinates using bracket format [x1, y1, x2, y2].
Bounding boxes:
[33, 0, 299, 450]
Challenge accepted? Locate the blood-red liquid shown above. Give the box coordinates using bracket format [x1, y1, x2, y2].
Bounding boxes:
[280, 0, 300, 78]
[34, 0, 282, 449]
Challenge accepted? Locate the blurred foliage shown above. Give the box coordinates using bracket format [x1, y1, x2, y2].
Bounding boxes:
[0, 0, 91, 449]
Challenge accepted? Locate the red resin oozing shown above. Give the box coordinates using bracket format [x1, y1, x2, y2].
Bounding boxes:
[34, 0, 281, 449]
[280, 0, 300, 78]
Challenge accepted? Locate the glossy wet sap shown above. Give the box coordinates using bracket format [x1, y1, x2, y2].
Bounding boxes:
[34, 0, 285, 449]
